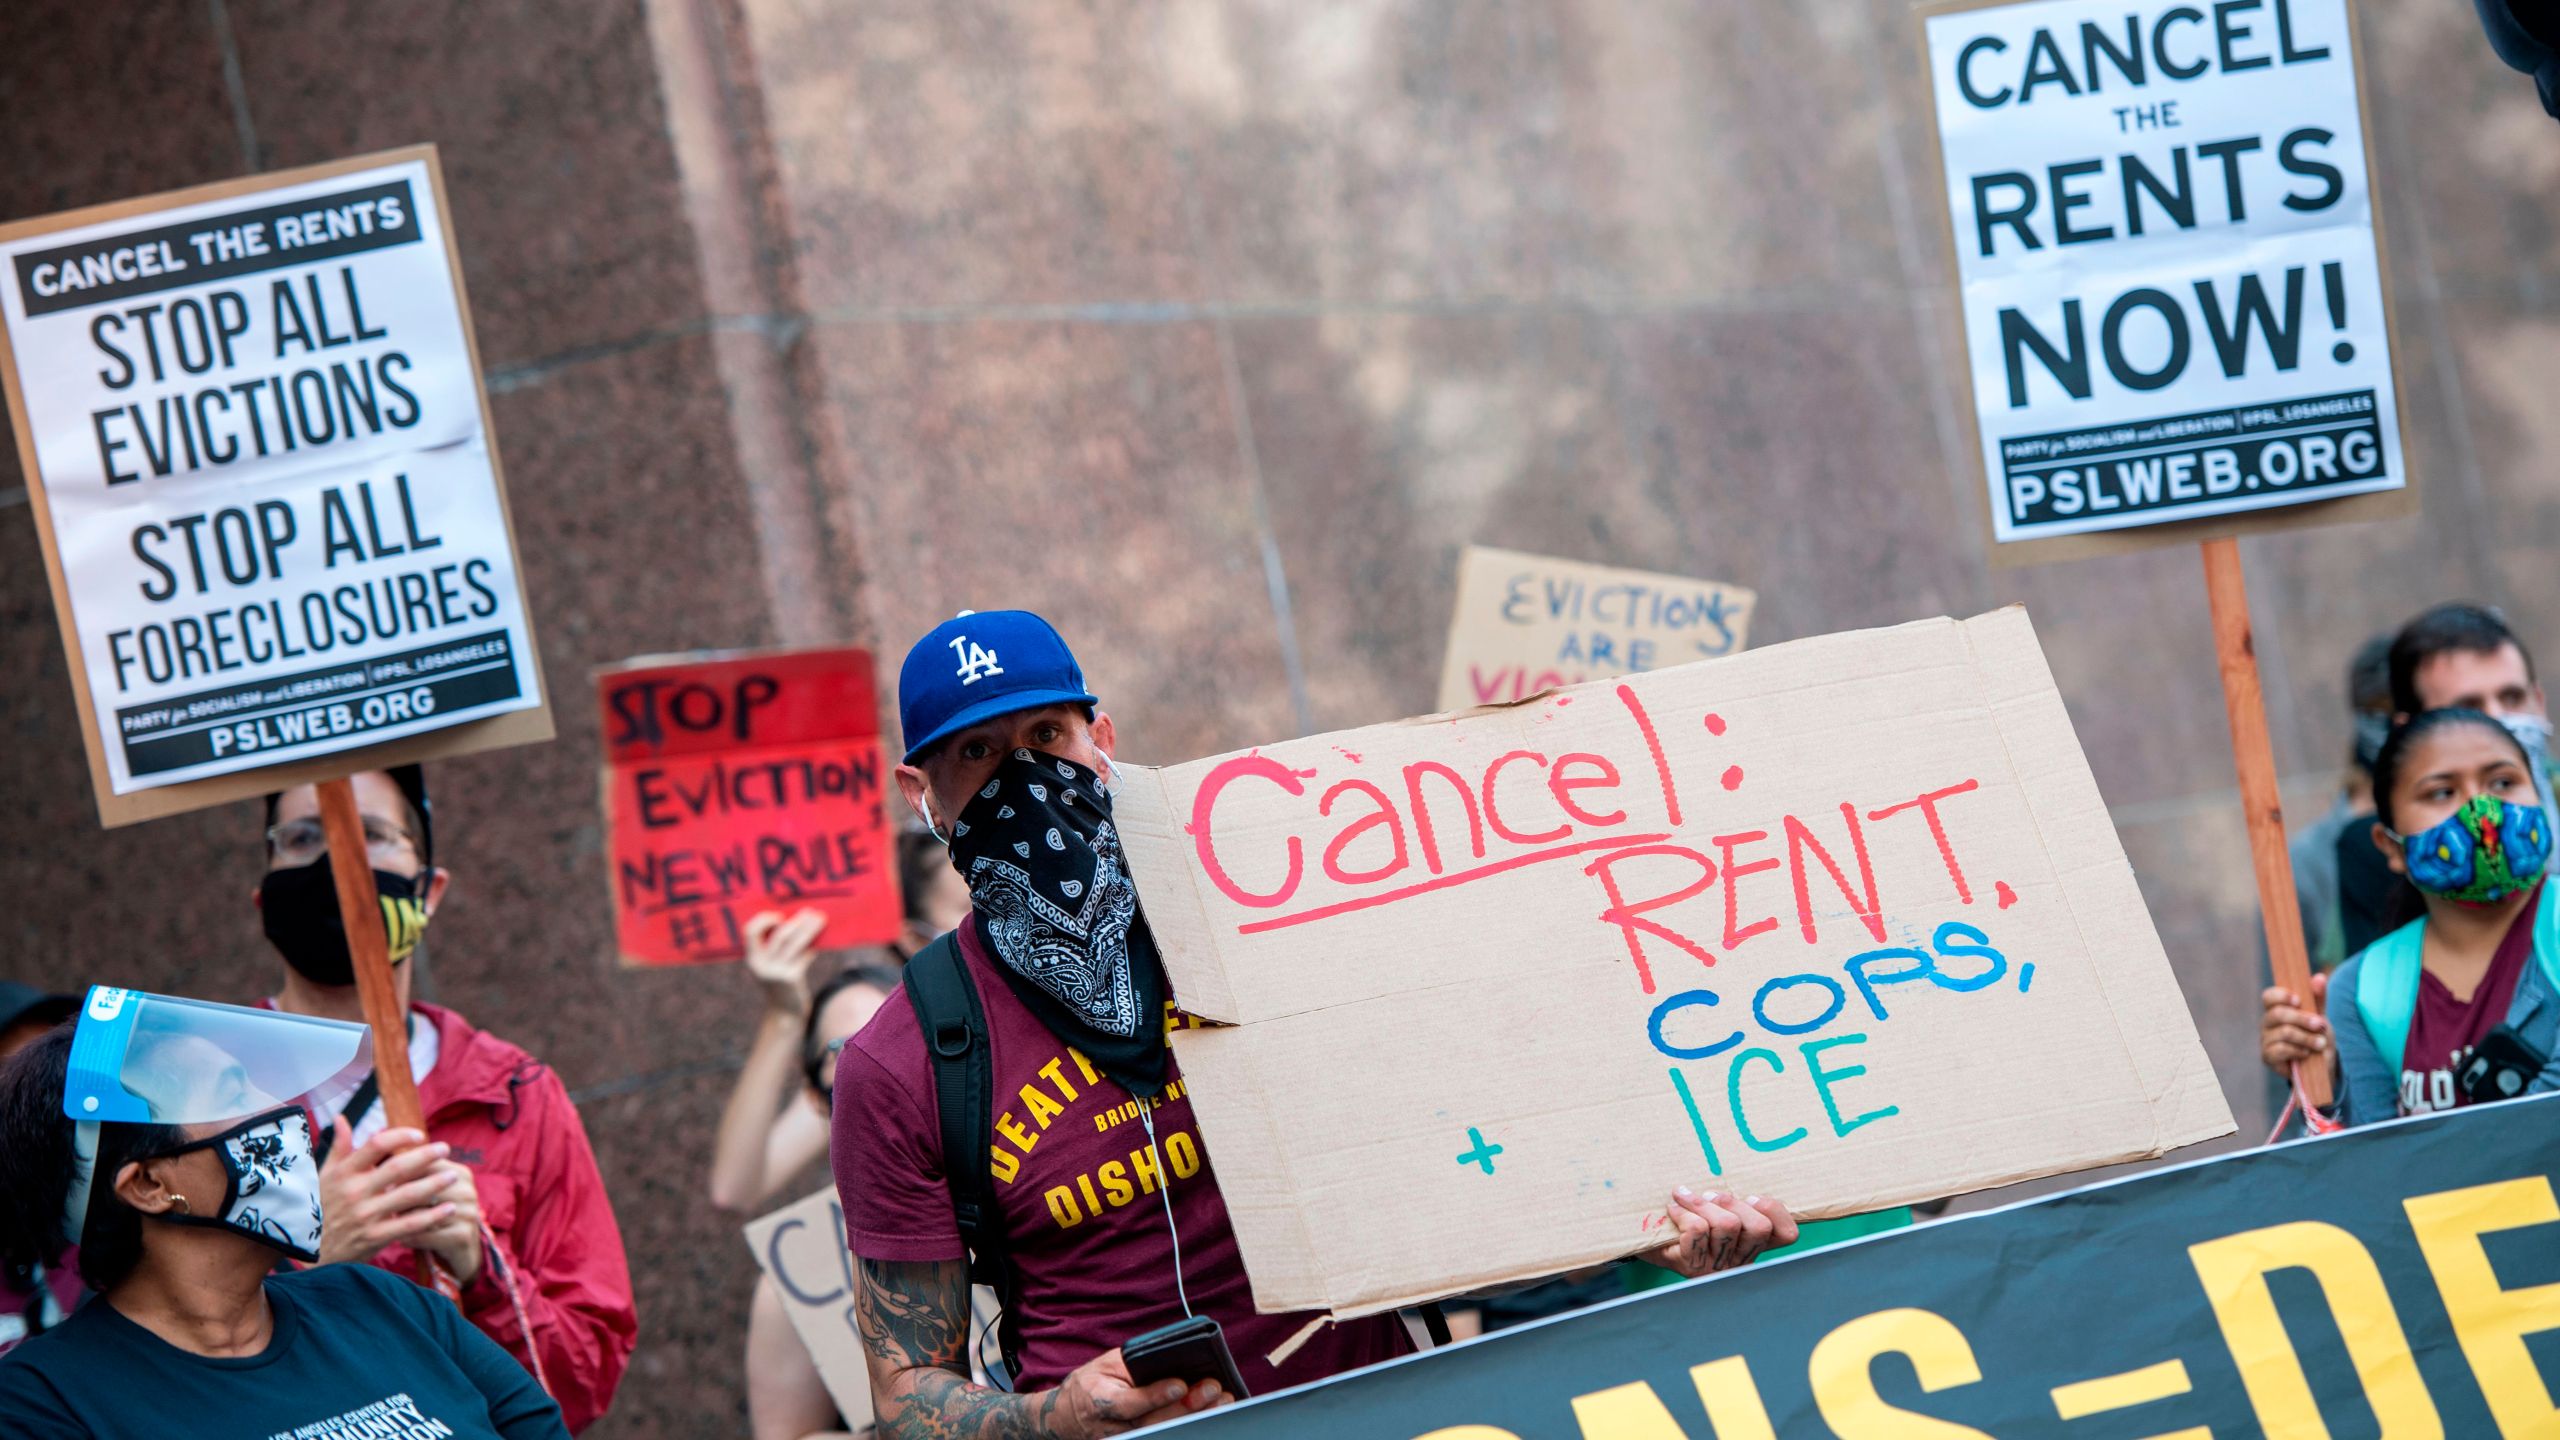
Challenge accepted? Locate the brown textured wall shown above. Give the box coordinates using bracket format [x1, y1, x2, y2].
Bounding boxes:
[5, 1, 2557, 1433]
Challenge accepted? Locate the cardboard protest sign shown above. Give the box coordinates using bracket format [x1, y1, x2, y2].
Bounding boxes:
[0, 146, 550, 825]
[601, 646, 901, 965]
[1116, 607, 2231, 1318]
[1433, 547, 1754, 712]
[1919, 0, 2411, 557]
[743, 1189, 878, 1432]
[1161, 1095, 2560, 1439]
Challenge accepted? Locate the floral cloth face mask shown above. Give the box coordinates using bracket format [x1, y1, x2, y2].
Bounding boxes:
[2394, 792, 2553, 906]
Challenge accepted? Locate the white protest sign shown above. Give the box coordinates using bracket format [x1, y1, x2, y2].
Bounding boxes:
[0, 147, 548, 822]
[743, 1189, 878, 1430]
[1117, 607, 2232, 1318]
[1921, 0, 2405, 544]
[1434, 546, 1754, 713]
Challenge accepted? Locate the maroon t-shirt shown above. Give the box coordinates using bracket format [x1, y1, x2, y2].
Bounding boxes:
[832, 921, 1411, 1394]
[2398, 886, 2538, 1116]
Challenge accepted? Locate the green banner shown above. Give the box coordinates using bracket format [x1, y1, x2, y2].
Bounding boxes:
[1166, 1093, 2560, 1438]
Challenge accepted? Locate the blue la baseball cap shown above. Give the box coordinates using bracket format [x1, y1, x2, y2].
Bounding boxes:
[899, 610, 1099, 764]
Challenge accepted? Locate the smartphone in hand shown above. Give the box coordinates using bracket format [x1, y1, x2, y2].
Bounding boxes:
[1122, 1315, 1250, 1401]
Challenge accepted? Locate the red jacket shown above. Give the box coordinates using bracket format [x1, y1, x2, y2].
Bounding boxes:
[367, 1003, 637, 1434]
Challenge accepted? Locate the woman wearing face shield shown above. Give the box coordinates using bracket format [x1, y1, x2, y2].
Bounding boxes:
[0, 990, 566, 1438]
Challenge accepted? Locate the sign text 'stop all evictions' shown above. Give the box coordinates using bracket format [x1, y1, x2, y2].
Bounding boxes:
[1923, 0, 2405, 543]
[1116, 608, 2232, 1318]
[0, 149, 544, 814]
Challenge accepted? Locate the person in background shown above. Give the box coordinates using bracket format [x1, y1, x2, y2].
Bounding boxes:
[895, 828, 976, 959]
[2261, 710, 2560, 1123]
[255, 766, 636, 1433]
[0, 985, 81, 1360]
[0, 993, 566, 1438]
[711, 910, 899, 1440]
[2297, 635, 2398, 971]
[838, 611, 1800, 1438]
[2254, 635, 2394, 1124]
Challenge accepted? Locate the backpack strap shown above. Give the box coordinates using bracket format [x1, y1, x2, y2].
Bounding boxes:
[902, 931, 1024, 1384]
[2533, 880, 2560, 999]
[2353, 915, 2430, 1074]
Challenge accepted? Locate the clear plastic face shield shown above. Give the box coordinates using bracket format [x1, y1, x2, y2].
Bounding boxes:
[60, 988, 371, 1254]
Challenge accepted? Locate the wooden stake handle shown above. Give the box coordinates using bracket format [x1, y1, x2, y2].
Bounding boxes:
[2200, 539, 2332, 1111]
[316, 777, 427, 1129]
[315, 776, 462, 1299]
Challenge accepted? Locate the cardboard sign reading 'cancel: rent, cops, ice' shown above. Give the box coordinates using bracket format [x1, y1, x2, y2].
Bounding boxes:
[600, 648, 899, 966]
[1118, 607, 2231, 1319]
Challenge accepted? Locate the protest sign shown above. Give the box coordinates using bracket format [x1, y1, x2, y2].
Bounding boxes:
[1116, 607, 2231, 1318]
[1161, 1093, 2560, 1439]
[0, 146, 548, 824]
[1433, 547, 1754, 713]
[743, 1189, 879, 1432]
[601, 646, 901, 965]
[1919, 0, 2411, 558]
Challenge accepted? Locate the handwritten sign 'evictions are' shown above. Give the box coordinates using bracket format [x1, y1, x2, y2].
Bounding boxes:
[1117, 607, 2231, 1318]
[1434, 547, 1755, 713]
[600, 648, 900, 966]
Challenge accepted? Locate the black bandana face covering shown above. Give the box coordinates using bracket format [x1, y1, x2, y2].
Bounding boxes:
[948, 749, 1168, 1091]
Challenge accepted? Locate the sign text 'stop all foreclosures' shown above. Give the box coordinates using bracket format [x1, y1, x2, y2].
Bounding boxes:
[1924, 0, 2404, 542]
[0, 153, 542, 799]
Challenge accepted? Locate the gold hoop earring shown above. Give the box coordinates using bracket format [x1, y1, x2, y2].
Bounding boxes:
[168, 1195, 192, 1215]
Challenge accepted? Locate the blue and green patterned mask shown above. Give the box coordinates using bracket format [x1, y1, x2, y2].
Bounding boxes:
[2394, 793, 2552, 905]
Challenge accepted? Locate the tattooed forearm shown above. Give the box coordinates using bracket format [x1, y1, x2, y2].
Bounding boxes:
[856, 1258, 1068, 1440]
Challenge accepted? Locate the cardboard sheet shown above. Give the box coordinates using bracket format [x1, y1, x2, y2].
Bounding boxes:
[1434, 546, 1754, 712]
[1118, 607, 2231, 1318]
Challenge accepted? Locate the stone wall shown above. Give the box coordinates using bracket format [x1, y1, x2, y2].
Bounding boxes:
[4, 2, 2556, 1432]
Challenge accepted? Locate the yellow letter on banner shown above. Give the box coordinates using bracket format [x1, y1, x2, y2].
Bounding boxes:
[2404, 1177, 2560, 1436]
[1808, 1309, 1998, 1438]
[1690, 1356, 1781, 1440]
[1571, 1381, 1691, 1438]
[2188, 1221, 2442, 1439]
[1563, 1360, 1782, 1440]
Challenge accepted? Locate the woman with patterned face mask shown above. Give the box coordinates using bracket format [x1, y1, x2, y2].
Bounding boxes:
[0, 990, 566, 1439]
[2262, 709, 2560, 1126]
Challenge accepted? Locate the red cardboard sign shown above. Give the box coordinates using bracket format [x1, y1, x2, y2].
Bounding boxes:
[600, 647, 901, 966]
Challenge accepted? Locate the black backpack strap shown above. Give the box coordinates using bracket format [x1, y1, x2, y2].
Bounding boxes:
[901, 931, 1023, 1384]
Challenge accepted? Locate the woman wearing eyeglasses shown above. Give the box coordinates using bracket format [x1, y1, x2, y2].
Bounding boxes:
[254, 766, 635, 1433]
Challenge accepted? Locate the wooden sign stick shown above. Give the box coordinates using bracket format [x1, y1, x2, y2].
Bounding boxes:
[2200, 538, 2331, 1110]
[315, 775, 463, 1297]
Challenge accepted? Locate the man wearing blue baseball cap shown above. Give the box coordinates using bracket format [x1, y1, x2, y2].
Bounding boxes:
[833, 611, 1800, 1437]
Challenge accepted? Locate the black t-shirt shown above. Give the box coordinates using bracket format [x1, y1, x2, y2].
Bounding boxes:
[0, 1263, 565, 1440]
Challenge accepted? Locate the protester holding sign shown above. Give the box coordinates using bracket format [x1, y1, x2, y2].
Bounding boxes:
[709, 911, 896, 1440]
[257, 767, 636, 1433]
[2262, 709, 2560, 1123]
[832, 611, 1797, 1438]
[0, 993, 566, 1438]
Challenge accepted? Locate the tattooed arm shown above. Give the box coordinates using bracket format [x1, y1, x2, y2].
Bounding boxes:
[854, 1257, 1226, 1439]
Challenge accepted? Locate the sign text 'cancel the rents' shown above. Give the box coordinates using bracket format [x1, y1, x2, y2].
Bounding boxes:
[1923, 0, 2405, 543]
[1118, 608, 2232, 1318]
[0, 148, 543, 816]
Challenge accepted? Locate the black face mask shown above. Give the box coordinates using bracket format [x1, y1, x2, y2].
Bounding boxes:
[949, 749, 1169, 1095]
[259, 854, 431, 988]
